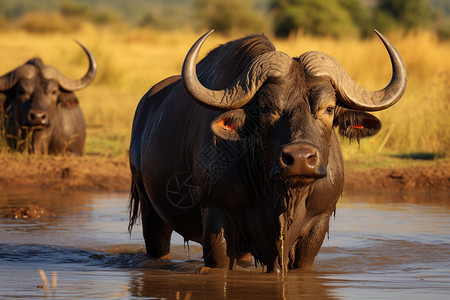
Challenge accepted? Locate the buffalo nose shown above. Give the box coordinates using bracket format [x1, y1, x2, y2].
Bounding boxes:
[279, 143, 326, 178]
[27, 110, 48, 126]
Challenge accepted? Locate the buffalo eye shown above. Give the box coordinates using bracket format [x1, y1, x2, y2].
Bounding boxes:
[326, 106, 335, 114]
[17, 86, 27, 96]
[17, 88, 30, 102]
[258, 99, 271, 114]
[47, 86, 59, 97]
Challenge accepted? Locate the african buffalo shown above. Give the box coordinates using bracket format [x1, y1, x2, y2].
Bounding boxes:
[129, 30, 406, 272]
[0, 41, 97, 155]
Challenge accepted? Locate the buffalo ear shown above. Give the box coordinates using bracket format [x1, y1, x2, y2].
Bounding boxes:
[58, 91, 79, 109]
[335, 108, 381, 141]
[211, 109, 246, 141]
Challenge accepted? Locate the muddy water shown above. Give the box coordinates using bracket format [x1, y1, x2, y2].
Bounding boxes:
[0, 189, 449, 299]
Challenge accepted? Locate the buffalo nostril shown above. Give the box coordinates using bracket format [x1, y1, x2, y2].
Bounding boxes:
[306, 152, 318, 167]
[29, 113, 36, 120]
[281, 151, 294, 166]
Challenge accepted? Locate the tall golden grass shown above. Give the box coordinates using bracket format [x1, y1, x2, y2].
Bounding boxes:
[0, 26, 448, 158]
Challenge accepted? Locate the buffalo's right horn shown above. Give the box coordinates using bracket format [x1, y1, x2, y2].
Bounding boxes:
[182, 30, 292, 110]
[41, 40, 97, 91]
[300, 29, 407, 111]
[0, 64, 38, 91]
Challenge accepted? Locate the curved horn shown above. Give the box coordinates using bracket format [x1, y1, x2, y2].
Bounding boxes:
[182, 30, 292, 110]
[0, 64, 38, 91]
[42, 40, 97, 91]
[300, 29, 407, 111]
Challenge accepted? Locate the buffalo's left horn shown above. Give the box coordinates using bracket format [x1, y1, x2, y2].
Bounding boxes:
[42, 40, 97, 91]
[0, 64, 38, 91]
[182, 30, 292, 110]
[300, 29, 407, 111]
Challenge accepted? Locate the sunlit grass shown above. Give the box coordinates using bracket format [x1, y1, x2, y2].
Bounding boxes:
[0, 26, 448, 160]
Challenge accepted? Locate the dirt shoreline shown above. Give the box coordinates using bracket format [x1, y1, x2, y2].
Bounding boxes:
[0, 155, 449, 193]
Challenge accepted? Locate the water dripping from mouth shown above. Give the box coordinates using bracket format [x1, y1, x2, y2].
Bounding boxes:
[184, 239, 191, 260]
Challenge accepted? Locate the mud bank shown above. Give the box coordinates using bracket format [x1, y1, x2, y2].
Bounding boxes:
[0, 155, 448, 193]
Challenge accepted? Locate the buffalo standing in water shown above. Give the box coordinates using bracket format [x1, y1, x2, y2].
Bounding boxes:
[129, 30, 406, 272]
[0, 41, 97, 155]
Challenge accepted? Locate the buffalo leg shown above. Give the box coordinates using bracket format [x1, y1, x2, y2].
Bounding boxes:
[291, 212, 331, 269]
[141, 198, 173, 259]
[202, 207, 230, 268]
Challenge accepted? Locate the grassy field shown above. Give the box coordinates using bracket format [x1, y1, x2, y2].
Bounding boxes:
[0, 25, 449, 164]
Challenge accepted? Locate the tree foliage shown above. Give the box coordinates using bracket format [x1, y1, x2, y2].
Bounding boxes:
[193, 0, 264, 35]
[0, 0, 448, 39]
[373, 0, 435, 32]
[271, 0, 369, 38]
[59, 1, 121, 25]
[270, 0, 443, 38]
[138, 5, 186, 30]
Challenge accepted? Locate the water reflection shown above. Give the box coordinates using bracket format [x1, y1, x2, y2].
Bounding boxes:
[127, 268, 336, 300]
[0, 188, 449, 299]
[342, 190, 449, 206]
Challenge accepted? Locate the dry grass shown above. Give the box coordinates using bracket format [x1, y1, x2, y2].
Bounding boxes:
[0, 26, 448, 158]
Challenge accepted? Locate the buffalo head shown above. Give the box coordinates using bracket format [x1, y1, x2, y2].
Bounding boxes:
[0, 41, 97, 155]
[183, 30, 405, 185]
